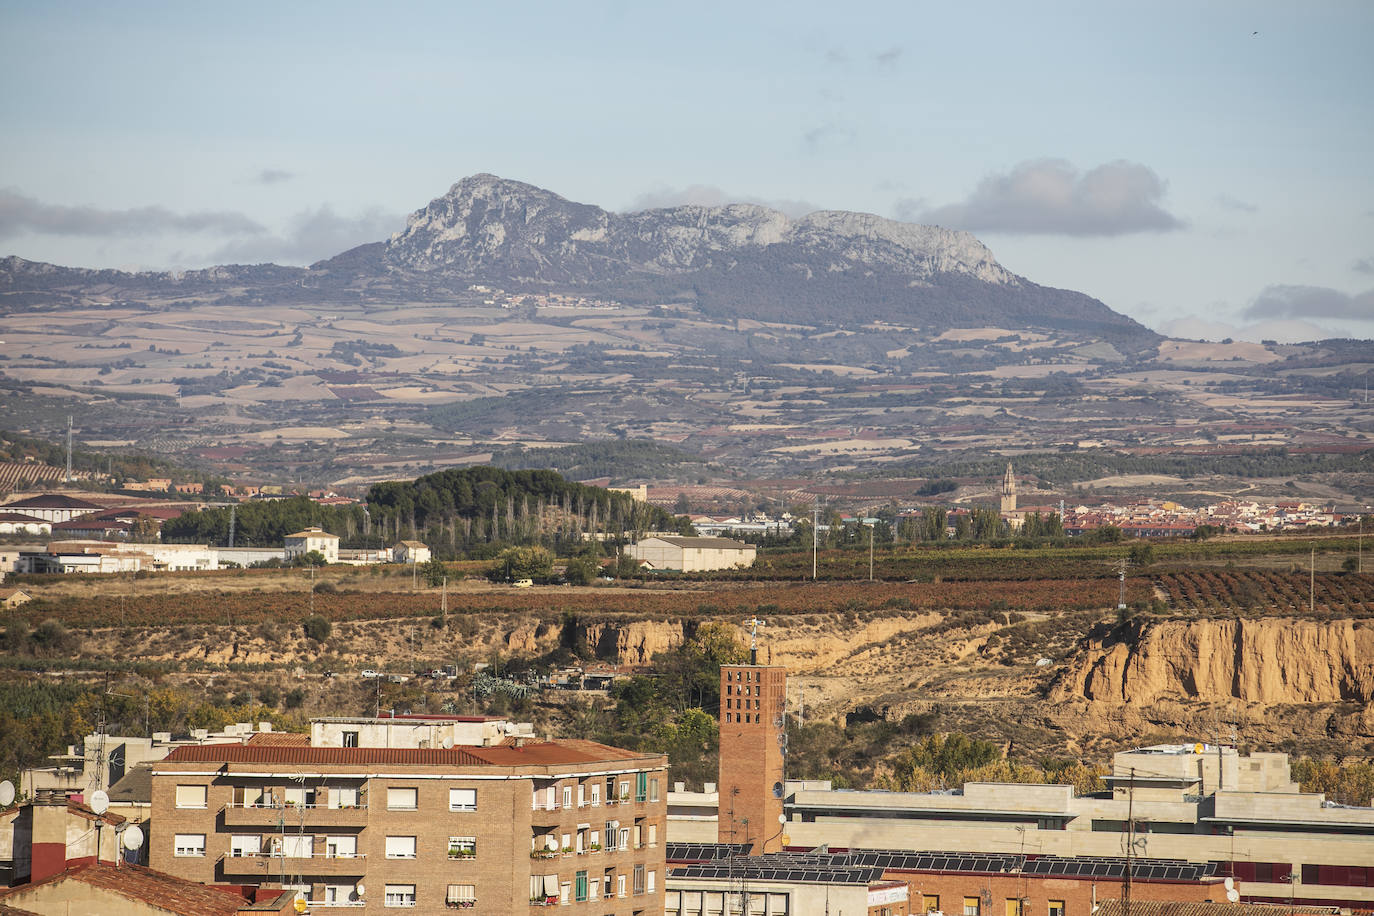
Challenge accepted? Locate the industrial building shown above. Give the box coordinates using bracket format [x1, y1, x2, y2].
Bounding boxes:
[627, 536, 756, 572]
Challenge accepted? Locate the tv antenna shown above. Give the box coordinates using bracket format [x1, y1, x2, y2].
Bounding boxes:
[744, 617, 766, 665]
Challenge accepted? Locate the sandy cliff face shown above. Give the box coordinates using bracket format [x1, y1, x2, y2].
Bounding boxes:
[1053, 618, 1374, 705]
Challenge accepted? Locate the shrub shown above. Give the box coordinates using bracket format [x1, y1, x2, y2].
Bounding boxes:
[302, 615, 332, 641]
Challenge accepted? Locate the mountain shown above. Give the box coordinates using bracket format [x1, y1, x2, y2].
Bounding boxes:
[382, 174, 1151, 338]
[2, 174, 1151, 340]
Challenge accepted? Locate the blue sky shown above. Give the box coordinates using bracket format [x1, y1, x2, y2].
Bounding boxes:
[3, 0, 1372, 341]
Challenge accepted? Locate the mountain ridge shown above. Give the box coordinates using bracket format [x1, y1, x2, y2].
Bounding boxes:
[2, 174, 1151, 340]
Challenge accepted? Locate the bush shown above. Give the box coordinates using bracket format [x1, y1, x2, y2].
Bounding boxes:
[302, 615, 332, 641]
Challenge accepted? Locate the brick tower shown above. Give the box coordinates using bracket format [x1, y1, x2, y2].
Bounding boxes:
[718, 663, 787, 853]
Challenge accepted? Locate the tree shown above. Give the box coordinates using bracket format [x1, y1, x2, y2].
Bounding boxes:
[674, 492, 691, 514]
[290, 550, 328, 568]
[421, 557, 448, 587]
[564, 554, 601, 586]
[487, 545, 554, 582]
[302, 615, 332, 641]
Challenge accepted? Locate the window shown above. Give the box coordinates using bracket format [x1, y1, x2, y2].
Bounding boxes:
[1007, 900, 1023, 916]
[328, 786, 359, 809]
[576, 870, 589, 902]
[174, 834, 206, 857]
[448, 836, 476, 859]
[632, 821, 642, 848]
[618, 827, 629, 850]
[342, 730, 359, 747]
[964, 898, 980, 916]
[325, 886, 359, 905]
[590, 783, 601, 806]
[618, 875, 627, 898]
[606, 776, 617, 803]
[650, 777, 659, 802]
[326, 836, 356, 858]
[385, 835, 417, 859]
[280, 835, 313, 858]
[647, 869, 656, 893]
[387, 787, 418, 810]
[563, 785, 573, 809]
[633, 864, 646, 895]
[618, 780, 629, 802]
[577, 783, 586, 807]
[229, 835, 260, 857]
[175, 784, 207, 808]
[561, 881, 571, 904]
[605, 821, 618, 849]
[648, 823, 657, 847]
[449, 787, 477, 811]
[384, 884, 416, 908]
[635, 772, 648, 802]
[1048, 902, 1065, 916]
[924, 896, 940, 913]
[447, 884, 476, 907]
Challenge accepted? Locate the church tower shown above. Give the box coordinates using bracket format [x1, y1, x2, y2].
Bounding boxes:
[1000, 461, 1017, 514]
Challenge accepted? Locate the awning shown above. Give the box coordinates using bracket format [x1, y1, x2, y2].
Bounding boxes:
[543, 875, 559, 895]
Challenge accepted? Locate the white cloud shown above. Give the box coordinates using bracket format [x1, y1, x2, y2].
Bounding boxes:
[913, 158, 1184, 236]
[1243, 284, 1374, 321]
[209, 205, 402, 265]
[0, 188, 264, 239]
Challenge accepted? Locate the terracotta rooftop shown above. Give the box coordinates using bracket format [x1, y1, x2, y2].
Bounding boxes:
[162, 739, 652, 768]
[1095, 902, 1336, 916]
[245, 731, 310, 746]
[0, 862, 252, 915]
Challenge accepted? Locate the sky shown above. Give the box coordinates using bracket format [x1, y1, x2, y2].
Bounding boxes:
[2, 0, 1373, 342]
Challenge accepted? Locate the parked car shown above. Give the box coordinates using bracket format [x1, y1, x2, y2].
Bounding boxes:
[360, 669, 380, 679]
[513, 578, 534, 588]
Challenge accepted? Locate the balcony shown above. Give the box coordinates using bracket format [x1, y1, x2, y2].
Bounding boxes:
[221, 803, 368, 828]
[218, 853, 368, 878]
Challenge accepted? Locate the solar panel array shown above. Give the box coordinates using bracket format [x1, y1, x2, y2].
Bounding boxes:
[669, 863, 885, 885]
[842, 850, 1023, 873]
[667, 842, 752, 863]
[667, 844, 1217, 884]
[1023, 856, 1216, 881]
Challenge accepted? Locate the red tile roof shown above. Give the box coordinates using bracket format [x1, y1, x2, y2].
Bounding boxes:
[0, 862, 249, 915]
[244, 731, 310, 746]
[162, 739, 655, 769]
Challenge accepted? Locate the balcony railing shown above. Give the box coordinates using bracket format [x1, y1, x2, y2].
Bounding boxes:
[221, 802, 368, 827]
[219, 852, 367, 877]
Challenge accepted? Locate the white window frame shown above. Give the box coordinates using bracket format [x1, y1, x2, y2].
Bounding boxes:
[648, 869, 656, 893]
[386, 787, 418, 811]
[326, 835, 357, 859]
[448, 787, 477, 812]
[385, 835, 417, 859]
[562, 785, 573, 809]
[448, 835, 476, 858]
[173, 834, 206, 857]
[384, 884, 416, 908]
[229, 835, 260, 858]
[447, 884, 477, 906]
[175, 784, 207, 809]
[590, 782, 601, 806]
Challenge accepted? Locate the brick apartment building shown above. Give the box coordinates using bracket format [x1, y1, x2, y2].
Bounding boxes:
[150, 737, 668, 912]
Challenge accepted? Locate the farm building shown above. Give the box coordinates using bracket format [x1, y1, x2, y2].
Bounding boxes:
[627, 536, 756, 572]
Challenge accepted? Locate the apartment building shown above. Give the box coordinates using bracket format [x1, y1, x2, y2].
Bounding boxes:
[149, 738, 668, 912]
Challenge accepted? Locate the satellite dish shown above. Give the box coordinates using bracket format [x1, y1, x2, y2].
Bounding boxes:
[90, 789, 110, 815]
[545, 835, 559, 851]
[1226, 890, 1240, 904]
[771, 781, 784, 799]
[0, 780, 14, 807]
[122, 824, 145, 851]
[442, 736, 455, 749]
[777, 814, 787, 824]
[1224, 878, 1234, 891]
[355, 884, 365, 898]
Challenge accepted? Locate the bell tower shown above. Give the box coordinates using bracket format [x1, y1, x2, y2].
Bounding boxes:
[718, 664, 787, 853]
[1000, 461, 1017, 514]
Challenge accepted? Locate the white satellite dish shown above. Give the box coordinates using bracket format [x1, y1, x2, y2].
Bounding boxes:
[90, 789, 110, 815]
[545, 835, 559, 851]
[355, 884, 365, 898]
[1224, 878, 1234, 891]
[442, 736, 455, 749]
[122, 824, 144, 851]
[0, 780, 14, 807]
[1226, 889, 1240, 904]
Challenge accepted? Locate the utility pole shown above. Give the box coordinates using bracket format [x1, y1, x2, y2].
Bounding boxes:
[1310, 544, 1315, 612]
[812, 503, 820, 581]
[65, 416, 73, 482]
[868, 522, 874, 582]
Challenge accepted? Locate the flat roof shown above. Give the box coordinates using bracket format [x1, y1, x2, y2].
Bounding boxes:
[160, 739, 652, 769]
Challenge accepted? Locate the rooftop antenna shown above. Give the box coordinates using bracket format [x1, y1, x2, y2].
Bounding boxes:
[744, 616, 766, 665]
